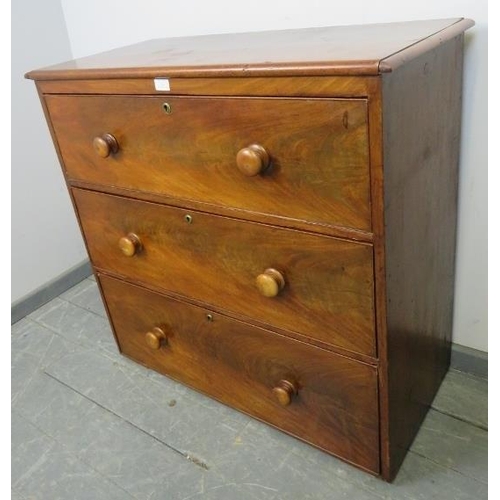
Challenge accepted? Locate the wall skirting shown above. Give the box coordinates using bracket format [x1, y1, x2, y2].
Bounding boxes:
[450, 343, 488, 379]
[11, 260, 92, 324]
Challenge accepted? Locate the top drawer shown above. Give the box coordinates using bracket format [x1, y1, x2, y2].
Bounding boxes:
[46, 95, 371, 232]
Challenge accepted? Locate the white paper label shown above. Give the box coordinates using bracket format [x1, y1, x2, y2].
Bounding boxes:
[154, 78, 171, 91]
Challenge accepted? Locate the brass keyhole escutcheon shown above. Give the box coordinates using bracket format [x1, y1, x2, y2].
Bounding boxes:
[162, 102, 172, 114]
[185, 214, 193, 224]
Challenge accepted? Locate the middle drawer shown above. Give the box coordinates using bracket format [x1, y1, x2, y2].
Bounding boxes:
[73, 188, 376, 357]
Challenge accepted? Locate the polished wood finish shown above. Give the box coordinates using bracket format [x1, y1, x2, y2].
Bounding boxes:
[100, 274, 380, 473]
[377, 35, 466, 481]
[36, 75, 378, 97]
[67, 178, 374, 243]
[26, 19, 472, 80]
[73, 188, 376, 357]
[28, 19, 473, 481]
[378, 19, 474, 73]
[45, 95, 371, 232]
[365, 79, 391, 478]
[236, 144, 270, 177]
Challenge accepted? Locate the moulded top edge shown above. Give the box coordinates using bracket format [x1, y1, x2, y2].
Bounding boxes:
[25, 18, 474, 81]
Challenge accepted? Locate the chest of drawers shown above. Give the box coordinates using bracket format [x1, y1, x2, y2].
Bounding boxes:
[27, 18, 474, 481]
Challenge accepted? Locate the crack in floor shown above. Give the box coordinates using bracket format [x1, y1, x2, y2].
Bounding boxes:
[42, 371, 210, 471]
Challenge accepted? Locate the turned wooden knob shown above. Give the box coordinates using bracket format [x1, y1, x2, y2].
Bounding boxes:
[256, 268, 285, 297]
[145, 327, 167, 350]
[93, 133, 119, 158]
[272, 380, 297, 406]
[118, 233, 142, 257]
[236, 144, 270, 176]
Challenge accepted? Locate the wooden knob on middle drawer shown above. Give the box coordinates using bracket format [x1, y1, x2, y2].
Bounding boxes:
[273, 380, 298, 406]
[256, 268, 285, 297]
[145, 327, 167, 350]
[93, 133, 119, 158]
[236, 144, 270, 176]
[118, 233, 142, 257]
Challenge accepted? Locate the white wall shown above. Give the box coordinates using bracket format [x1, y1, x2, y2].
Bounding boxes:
[12, 0, 88, 304]
[43, 0, 486, 351]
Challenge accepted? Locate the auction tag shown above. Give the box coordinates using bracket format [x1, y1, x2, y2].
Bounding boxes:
[154, 78, 171, 91]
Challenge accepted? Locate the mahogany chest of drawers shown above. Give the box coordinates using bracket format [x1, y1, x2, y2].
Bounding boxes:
[27, 18, 474, 481]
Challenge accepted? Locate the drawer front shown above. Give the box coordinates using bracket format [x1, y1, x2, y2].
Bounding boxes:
[74, 189, 376, 356]
[100, 274, 380, 473]
[47, 95, 371, 231]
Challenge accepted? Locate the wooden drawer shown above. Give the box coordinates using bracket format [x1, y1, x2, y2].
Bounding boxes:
[47, 95, 371, 232]
[74, 188, 376, 357]
[100, 274, 380, 473]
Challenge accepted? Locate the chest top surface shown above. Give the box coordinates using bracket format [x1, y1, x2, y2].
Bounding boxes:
[26, 18, 473, 80]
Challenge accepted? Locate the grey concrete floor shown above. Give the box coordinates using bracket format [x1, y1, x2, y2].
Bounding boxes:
[12, 277, 488, 499]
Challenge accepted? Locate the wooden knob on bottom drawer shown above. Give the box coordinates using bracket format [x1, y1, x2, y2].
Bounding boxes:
[273, 380, 298, 406]
[93, 133, 119, 158]
[118, 233, 142, 257]
[145, 327, 168, 350]
[256, 268, 285, 297]
[236, 144, 270, 176]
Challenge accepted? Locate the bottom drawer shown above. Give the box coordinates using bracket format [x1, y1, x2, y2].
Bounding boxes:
[99, 274, 380, 474]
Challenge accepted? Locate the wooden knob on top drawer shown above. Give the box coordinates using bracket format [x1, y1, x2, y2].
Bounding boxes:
[93, 133, 119, 158]
[236, 144, 270, 176]
[118, 233, 142, 257]
[273, 380, 297, 406]
[256, 268, 285, 297]
[145, 327, 168, 350]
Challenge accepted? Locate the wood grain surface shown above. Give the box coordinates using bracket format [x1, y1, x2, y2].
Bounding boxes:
[47, 95, 371, 232]
[26, 19, 472, 80]
[378, 35, 465, 480]
[100, 274, 380, 474]
[73, 188, 376, 357]
[36, 75, 378, 97]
